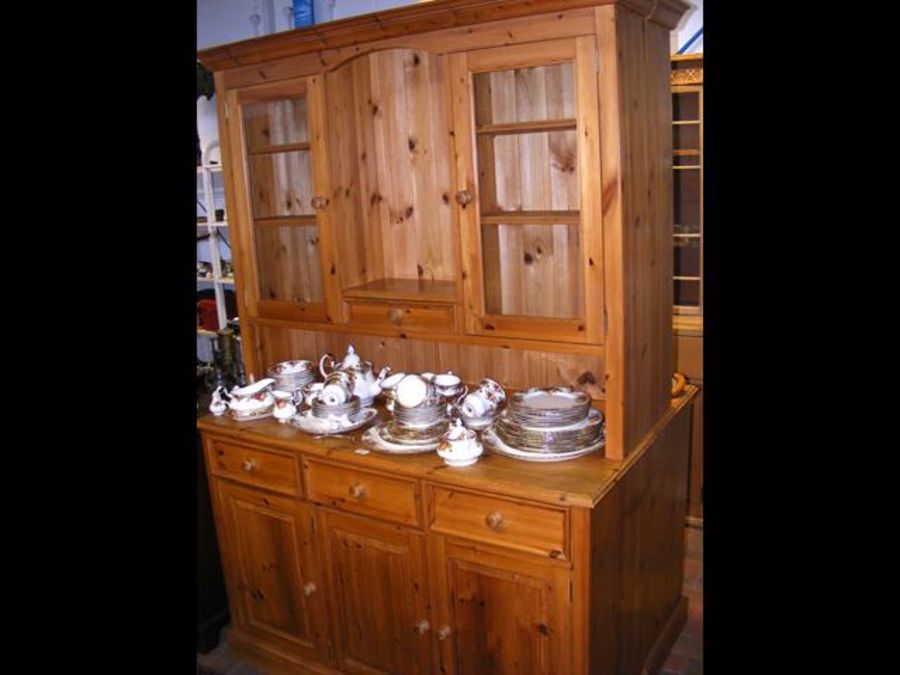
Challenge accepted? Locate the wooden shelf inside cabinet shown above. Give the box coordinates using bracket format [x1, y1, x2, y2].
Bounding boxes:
[254, 215, 317, 227]
[342, 278, 457, 304]
[475, 118, 576, 136]
[246, 141, 311, 155]
[481, 210, 580, 225]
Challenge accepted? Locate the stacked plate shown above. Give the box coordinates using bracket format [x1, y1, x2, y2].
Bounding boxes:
[507, 388, 591, 427]
[483, 387, 605, 462]
[365, 396, 449, 454]
[393, 397, 446, 428]
[311, 396, 361, 419]
[267, 360, 317, 392]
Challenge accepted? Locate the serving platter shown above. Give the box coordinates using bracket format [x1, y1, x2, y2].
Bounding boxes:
[362, 425, 440, 454]
[292, 408, 378, 435]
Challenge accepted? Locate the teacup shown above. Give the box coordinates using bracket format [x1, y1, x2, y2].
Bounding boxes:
[301, 382, 324, 406]
[321, 380, 353, 406]
[395, 374, 434, 409]
[461, 390, 496, 418]
[379, 372, 406, 412]
[272, 390, 297, 423]
[432, 372, 463, 396]
[478, 378, 506, 402]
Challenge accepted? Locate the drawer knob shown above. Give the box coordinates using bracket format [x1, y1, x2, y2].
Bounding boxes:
[415, 619, 430, 635]
[311, 195, 329, 210]
[436, 625, 452, 641]
[387, 307, 404, 325]
[485, 511, 504, 530]
[348, 483, 366, 499]
[242, 458, 258, 473]
[303, 581, 317, 597]
[455, 190, 473, 207]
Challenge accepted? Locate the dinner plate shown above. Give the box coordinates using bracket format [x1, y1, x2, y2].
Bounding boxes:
[482, 427, 604, 462]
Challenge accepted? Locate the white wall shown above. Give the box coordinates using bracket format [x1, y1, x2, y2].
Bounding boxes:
[198, 0, 420, 49]
[671, 0, 703, 54]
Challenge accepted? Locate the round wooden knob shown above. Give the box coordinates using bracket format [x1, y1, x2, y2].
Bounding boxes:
[485, 511, 504, 530]
[387, 307, 404, 325]
[436, 625, 452, 641]
[455, 190, 473, 206]
[671, 373, 687, 397]
[303, 582, 317, 597]
[348, 483, 366, 499]
[242, 458, 257, 473]
[415, 619, 430, 635]
[311, 195, 329, 210]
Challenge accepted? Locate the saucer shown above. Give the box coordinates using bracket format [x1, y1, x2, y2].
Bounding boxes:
[292, 408, 378, 435]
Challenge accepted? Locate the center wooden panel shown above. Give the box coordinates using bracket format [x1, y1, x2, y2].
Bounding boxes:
[321, 511, 432, 675]
[251, 325, 606, 399]
[442, 542, 571, 675]
[325, 48, 458, 291]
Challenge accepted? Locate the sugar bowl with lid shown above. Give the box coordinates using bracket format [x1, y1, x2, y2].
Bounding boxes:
[436, 419, 483, 467]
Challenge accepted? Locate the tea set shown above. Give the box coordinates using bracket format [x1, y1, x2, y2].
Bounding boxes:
[207, 343, 602, 464]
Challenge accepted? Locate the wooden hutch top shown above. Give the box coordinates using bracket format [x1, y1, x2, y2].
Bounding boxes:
[198, 0, 690, 461]
[199, 0, 689, 72]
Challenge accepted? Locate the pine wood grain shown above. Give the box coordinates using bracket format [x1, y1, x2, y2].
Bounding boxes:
[199, 1, 688, 74]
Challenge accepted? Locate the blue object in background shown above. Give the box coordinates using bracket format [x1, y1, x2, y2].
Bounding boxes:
[293, 0, 315, 28]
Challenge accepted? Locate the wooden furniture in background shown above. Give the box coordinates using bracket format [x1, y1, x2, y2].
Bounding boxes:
[198, 0, 695, 672]
[671, 53, 703, 525]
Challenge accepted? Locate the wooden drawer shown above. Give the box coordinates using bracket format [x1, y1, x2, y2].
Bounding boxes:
[347, 301, 454, 333]
[205, 438, 300, 496]
[304, 459, 420, 527]
[428, 486, 568, 559]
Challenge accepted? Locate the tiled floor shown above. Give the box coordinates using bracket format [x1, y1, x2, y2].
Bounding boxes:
[198, 526, 703, 674]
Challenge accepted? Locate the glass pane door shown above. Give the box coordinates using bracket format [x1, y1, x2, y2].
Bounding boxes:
[242, 96, 325, 307]
[472, 61, 583, 321]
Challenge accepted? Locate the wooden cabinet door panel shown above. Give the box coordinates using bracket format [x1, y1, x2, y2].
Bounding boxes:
[432, 538, 571, 675]
[216, 481, 330, 664]
[321, 510, 433, 675]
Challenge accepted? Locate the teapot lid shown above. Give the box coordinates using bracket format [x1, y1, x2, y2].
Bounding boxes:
[340, 344, 362, 368]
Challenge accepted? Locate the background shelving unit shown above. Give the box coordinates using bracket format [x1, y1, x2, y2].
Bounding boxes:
[197, 162, 236, 361]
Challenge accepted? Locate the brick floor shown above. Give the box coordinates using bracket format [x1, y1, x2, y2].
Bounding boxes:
[198, 526, 704, 674]
[662, 525, 703, 675]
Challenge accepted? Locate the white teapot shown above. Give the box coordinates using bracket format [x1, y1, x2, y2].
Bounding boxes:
[318, 345, 387, 406]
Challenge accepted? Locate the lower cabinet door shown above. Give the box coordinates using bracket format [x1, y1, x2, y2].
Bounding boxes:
[430, 537, 572, 675]
[216, 481, 331, 665]
[320, 510, 434, 674]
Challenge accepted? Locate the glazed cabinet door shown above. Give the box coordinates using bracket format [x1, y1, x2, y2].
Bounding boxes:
[226, 76, 340, 324]
[450, 37, 604, 344]
[215, 480, 332, 665]
[319, 510, 434, 674]
[429, 537, 572, 675]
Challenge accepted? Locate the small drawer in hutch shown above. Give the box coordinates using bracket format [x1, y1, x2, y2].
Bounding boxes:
[303, 459, 421, 527]
[428, 486, 569, 559]
[205, 438, 300, 496]
[346, 301, 455, 333]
